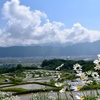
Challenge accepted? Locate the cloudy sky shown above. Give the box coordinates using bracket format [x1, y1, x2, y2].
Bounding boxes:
[0, 0, 100, 47]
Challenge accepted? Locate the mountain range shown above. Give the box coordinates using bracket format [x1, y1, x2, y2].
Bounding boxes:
[0, 40, 100, 57]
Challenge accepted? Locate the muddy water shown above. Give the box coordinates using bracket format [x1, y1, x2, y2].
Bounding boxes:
[5, 84, 49, 89]
[19, 94, 32, 100]
[18, 90, 100, 100]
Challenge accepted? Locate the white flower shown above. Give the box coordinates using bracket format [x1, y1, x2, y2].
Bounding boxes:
[76, 70, 82, 74]
[85, 80, 93, 85]
[73, 63, 82, 71]
[76, 94, 84, 100]
[59, 86, 66, 93]
[55, 83, 62, 87]
[76, 72, 88, 80]
[71, 85, 83, 91]
[97, 54, 100, 60]
[94, 78, 100, 84]
[56, 64, 64, 70]
[55, 74, 61, 81]
[94, 65, 100, 70]
[92, 72, 99, 79]
[93, 54, 100, 68]
[86, 71, 92, 75]
[60, 63, 64, 67]
[58, 74, 61, 78]
[93, 59, 100, 66]
[56, 66, 61, 70]
[59, 88, 66, 93]
[80, 75, 88, 80]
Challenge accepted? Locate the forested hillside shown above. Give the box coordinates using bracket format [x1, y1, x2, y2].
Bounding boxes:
[41, 59, 94, 71]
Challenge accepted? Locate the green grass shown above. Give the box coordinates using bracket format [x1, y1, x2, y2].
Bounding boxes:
[4, 87, 59, 95]
[82, 84, 100, 90]
[0, 88, 28, 92]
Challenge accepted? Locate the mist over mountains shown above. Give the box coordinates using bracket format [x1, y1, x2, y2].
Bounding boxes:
[0, 40, 100, 57]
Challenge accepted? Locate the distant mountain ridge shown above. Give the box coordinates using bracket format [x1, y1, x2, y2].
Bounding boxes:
[0, 40, 100, 57]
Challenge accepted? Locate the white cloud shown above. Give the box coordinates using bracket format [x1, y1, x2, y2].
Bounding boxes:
[0, 0, 100, 47]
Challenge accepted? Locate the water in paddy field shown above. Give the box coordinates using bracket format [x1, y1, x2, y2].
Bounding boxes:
[19, 90, 100, 100]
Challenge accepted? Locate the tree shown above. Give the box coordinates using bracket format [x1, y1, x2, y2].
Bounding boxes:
[16, 64, 23, 70]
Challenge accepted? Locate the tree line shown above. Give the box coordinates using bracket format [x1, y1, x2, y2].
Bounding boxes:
[41, 59, 95, 71]
[0, 64, 39, 74]
[0, 59, 96, 74]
